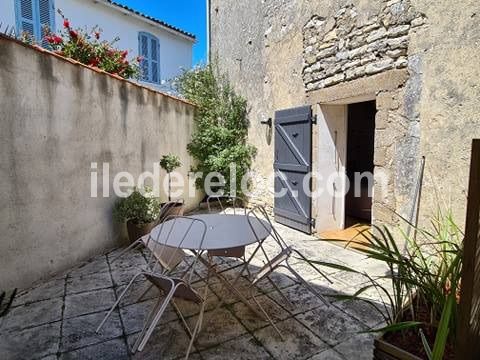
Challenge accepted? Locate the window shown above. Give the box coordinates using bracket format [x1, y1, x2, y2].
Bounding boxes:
[138, 32, 160, 84]
[15, 0, 55, 46]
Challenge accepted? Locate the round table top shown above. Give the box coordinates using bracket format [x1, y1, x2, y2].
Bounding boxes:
[149, 214, 271, 250]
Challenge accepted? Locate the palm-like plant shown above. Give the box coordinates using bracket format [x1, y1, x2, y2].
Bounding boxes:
[309, 210, 462, 359]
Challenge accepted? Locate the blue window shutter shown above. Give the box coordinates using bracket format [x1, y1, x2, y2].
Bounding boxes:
[138, 32, 160, 84]
[15, 0, 36, 39]
[150, 37, 160, 83]
[15, 0, 55, 45]
[38, 0, 55, 46]
[139, 32, 150, 82]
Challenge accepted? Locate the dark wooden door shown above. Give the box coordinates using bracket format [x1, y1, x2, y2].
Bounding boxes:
[273, 105, 313, 234]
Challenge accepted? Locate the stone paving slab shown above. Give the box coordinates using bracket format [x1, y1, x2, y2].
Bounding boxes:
[0, 321, 61, 360]
[120, 298, 178, 335]
[59, 338, 129, 360]
[127, 320, 197, 360]
[199, 334, 273, 359]
[295, 305, 368, 346]
[64, 288, 116, 319]
[0, 216, 387, 360]
[253, 317, 330, 360]
[0, 298, 63, 333]
[61, 311, 123, 352]
[12, 278, 66, 307]
[66, 271, 112, 295]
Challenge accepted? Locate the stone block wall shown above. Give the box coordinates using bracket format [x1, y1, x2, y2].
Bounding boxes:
[303, 1, 426, 91]
[210, 0, 480, 232]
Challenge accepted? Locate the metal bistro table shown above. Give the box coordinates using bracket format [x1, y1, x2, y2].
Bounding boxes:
[149, 213, 272, 317]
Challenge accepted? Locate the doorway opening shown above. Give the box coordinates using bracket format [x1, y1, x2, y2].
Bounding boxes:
[316, 100, 376, 249]
[345, 100, 375, 227]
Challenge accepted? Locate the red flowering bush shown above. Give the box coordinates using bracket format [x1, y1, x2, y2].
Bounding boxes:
[43, 11, 141, 79]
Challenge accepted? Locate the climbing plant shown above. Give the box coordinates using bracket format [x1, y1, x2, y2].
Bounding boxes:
[176, 62, 257, 196]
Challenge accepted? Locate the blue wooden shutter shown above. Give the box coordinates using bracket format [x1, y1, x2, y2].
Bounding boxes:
[38, 0, 55, 46]
[15, 0, 36, 39]
[15, 0, 55, 45]
[150, 37, 160, 83]
[139, 32, 150, 82]
[138, 32, 160, 84]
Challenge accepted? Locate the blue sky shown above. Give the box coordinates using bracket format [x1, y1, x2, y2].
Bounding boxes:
[114, 0, 207, 65]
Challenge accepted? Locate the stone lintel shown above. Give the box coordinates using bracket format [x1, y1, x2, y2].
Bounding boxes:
[306, 69, 408, 104]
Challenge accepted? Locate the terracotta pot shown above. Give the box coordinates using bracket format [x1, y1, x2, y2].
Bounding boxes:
[374, 337, 423, 360]
[126, 220, 155, 244]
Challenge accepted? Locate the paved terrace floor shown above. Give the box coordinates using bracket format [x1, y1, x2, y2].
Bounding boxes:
[0, 218, 389, 360]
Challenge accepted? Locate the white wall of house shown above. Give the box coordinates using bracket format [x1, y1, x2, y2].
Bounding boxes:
[0, 1, 16, 30]
[0, 0, 194, 85]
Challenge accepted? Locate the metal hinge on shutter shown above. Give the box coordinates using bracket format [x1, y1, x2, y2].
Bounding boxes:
[310, 218, 316, 228]
[311, 114, 317, 125]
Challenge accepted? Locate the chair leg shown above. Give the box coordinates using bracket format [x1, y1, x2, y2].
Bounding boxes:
[131, 295, 165, 354]
[96, 272, 143, 333]
[136, 287, 177, 352]
[265, 275, 294, 309]
[285, 265, 330, 306]
[250, 288, 284, 340]
[184, 300, 206, 360]
[136, 284, 154, 303]
[110, 239, 142, 264]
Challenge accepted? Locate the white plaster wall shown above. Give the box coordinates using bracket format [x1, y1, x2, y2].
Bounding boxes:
[0, 0, 193, 83]
[0, 0, 16, 31]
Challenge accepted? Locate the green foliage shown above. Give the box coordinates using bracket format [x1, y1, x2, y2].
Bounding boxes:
[313, 210, 463, 358]
[176, 62, 257, 196]
[113, 188, 160, 225]
[40, 10, 140, 79]
[160, 154, 182, 174]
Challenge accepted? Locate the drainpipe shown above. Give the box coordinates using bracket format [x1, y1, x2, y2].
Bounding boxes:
[206, 0, 211, 63]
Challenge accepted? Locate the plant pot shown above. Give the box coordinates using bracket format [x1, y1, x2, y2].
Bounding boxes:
[374, 337, 423, 360]
[161, 201, 185, 219]
[126, 219, 155, 243]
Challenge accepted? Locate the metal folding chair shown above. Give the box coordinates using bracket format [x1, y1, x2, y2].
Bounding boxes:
[111, 201, 186, 272]
[206, 195, 246, 215]
[97, 216, 209, 359]
[206, 195, 250, 265]
[245, 205, 332, 338]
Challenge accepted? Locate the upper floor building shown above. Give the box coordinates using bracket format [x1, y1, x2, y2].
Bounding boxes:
[0, 0, 196, 88]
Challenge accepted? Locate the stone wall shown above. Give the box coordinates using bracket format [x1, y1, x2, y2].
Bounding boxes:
[210, 0, 480, 231]
[303, 1, 426, 90]
[0, 36, 202, 289]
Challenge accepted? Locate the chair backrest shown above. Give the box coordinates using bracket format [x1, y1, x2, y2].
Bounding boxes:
[148, 215, 207, 284]
[207, 195, 245, 215]
[155, 200, 185, 226]
[247, 205, 289, 251]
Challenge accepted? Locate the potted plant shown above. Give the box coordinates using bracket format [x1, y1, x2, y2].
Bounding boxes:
[113, 187, 161, 243]
[313, 211, 461, 360]
[159, 153, 185, 217]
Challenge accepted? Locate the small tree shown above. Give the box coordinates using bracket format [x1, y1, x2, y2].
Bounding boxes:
[160, 154, 182, 201]
[176, 62, 257, 196]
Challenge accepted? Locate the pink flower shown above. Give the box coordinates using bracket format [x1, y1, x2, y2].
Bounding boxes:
[121, 50, 128, 58]
[94, 31, 100, 40]
[63, 19, 70, 29]
[69, 30, 78, 39]
[53, 35, 62, 44]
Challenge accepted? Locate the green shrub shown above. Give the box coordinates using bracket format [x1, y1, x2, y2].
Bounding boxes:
[113, 188, 160, 225]
[176, 62, 257, 196]
[160, 154, 182, 201]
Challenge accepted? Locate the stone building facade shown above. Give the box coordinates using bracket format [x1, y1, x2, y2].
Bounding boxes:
[209, 0, 480, 232]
